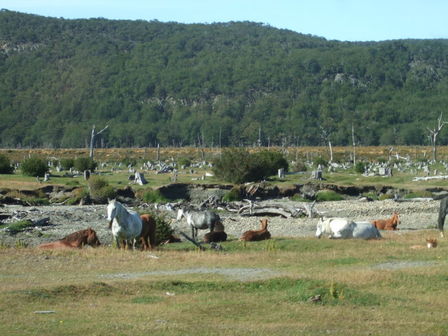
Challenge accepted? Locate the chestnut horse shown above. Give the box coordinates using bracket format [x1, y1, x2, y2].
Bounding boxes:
[240, 219, 271, 241]
[371, 212, 400, 230]
[38, 228, 101, 249]
[139, 214, 156, 250]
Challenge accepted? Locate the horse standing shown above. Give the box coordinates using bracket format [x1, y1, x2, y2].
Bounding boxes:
[38, 228, 101, 249]
[371, 212, 400, 230]
[140, 214, 156, 250]
[107, 199, 142, 249]
[316, 217, 381, 240]
[176, 208, 221, 241]
[438, 196, 448, 237]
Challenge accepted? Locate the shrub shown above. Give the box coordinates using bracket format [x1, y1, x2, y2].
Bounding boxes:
[316, 190, 344, 202]
[313, 156, 328, 167]
[88, 176, 116, 203]
[292, 161, 307, 172]
[252, 150, 289, 177]
[142, 188, 169, 204]
[153, 213, 175, 245]
[222, 187, 242, 202]
[21, 156, 48, 177]
[122, 156, 137, 167]
[74, 157, 97, 172]
[355, 162, 366, 174]
[60, 158, 75, 170]
[178, 157, 192, 168]
[0, 154, 13, 174]
[213, 148, 289, 184]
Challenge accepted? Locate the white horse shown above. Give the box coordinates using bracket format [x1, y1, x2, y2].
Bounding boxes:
[316, 217, 381, 240]
[176, 208, 221, 241]
[107, 199, 142, 249]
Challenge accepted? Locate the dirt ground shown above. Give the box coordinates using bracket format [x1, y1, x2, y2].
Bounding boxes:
[0, 199, 441, 247]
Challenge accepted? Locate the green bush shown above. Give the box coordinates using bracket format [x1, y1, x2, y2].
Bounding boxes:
[88, 176, 116, 203]
[354, 162, 366, 174]
[252, 150, 289, 177]
[122, 156, 137, 167]
[313, 157, 328, 167]
[222, 187, 242, 202]
[213, 148, 289, 184]
[21, 156, 48, 177]
[153, 213, 175, 245]
[292, 161, 307, 172]
[0, 154, 13, 174]
[316, 190, 344, 202]
[142, 188, 169, 204]
[60, 158, 75, 170]
[178, 157, 192, 167]
[74, 157, 97, 172]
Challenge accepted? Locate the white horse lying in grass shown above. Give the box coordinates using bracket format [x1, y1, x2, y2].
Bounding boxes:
[316, 217, 381, 240]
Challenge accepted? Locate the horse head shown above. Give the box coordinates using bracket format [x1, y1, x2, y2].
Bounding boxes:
[259, 219, 268, 231]
[315, 218, 325, 238]
[176, 208, 185, 221]
[86, 228, 101, 246]
[107, 199, 119, 228]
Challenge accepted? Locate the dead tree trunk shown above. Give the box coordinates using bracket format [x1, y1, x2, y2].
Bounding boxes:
[427, 113, 448, 161]
[89, 124, 109, 160]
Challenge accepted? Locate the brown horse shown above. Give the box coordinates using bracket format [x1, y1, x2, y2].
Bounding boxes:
[38, 228, 101, 249]
[371, 212, 400, 230]
[240, 219, 271, 241]
[139, 214, 156, 250]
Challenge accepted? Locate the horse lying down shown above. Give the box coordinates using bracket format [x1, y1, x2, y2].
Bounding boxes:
[37, 228, 101, 249]
[316, 217, 382, 240]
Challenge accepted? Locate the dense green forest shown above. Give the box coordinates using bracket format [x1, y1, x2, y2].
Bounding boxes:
[1, 9, 448, 148]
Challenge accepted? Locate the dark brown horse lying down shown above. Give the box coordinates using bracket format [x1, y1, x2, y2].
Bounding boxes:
[37, 228, 101, 249]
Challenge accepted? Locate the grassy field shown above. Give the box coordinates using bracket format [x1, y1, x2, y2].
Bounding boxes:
[3, 145, 448, 193]
[1, 231, 447, 336]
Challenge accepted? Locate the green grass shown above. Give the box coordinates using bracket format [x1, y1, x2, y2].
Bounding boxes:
[0, 220, 34, 234]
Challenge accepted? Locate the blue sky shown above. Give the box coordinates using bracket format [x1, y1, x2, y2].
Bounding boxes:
[2, 0, 447, 42]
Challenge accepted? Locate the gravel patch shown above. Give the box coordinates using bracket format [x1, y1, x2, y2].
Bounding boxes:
[0, 199, 441, 247]
[100, 267, 280, 282]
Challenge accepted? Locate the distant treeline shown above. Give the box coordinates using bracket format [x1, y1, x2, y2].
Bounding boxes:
[1, 10, 448, 148]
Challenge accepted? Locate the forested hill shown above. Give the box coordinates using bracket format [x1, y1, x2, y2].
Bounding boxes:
[2, 10, 448, 148]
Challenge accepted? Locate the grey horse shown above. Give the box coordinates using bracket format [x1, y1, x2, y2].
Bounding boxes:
[438, 196, 448, 237]
[176, 208, 221, 241]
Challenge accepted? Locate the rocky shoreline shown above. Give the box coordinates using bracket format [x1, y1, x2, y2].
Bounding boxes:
[0, 198, 441, 248]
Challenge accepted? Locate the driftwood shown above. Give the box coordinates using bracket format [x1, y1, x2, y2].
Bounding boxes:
[413, 175, 448, 182]
[394, 197, 433, 202]
[226, 200, 319, 218]
[177, 230, 205, 251]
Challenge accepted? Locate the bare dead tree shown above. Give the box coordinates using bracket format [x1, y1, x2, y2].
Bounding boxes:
[351, 123, 356, 165]
[89, 124, 109, 160]
[427, 113, 448, 161]
[320, 126, 333, 163]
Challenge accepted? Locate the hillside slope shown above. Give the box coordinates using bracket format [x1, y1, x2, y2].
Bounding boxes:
[1, 10, 448, 148]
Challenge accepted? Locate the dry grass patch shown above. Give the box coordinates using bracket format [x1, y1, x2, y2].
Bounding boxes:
[1, 231, 448, 335]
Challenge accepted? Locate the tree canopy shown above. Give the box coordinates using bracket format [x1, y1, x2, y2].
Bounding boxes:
[1, 10, 448, 148]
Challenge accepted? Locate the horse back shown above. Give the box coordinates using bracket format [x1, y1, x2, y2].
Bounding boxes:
[37, 240, 75, 249]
